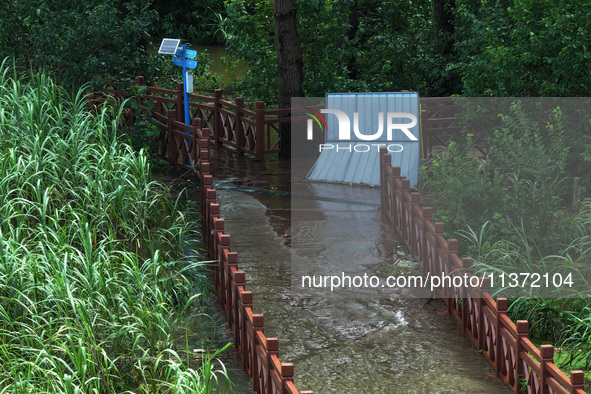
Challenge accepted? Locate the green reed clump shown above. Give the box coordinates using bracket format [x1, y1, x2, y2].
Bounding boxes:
[0, 61, 229, 393]
[459, 207, 591, 371]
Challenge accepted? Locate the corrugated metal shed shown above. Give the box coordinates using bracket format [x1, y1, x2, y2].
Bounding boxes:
[307, 92, 420, 186]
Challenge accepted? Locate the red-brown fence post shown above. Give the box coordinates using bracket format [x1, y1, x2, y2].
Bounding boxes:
[400, 178, 411, 242]
[251, 314, 264, 384]
[570, 370, 585, 393]
[496, 298, 508, 378]
[380, 148, 389, 210]
[235, 97, 245, 154]
[238, 288, 251, 353]
[255, 101, 265, 160]
[478, 277, 490, 351]
[281, 363, 294, 392]
[167, 113, 176, 164]
[432, 222, 445, 276]
[446, 238, 458, 310]
[539, 344, 553, 394]
[208, 203, 221, 259]
[420, 207, 432, 265]
[201, 173, 214, 225]
[516, 320, 529, 393]
[240, 292, 253, 372]
[390, 166, 402, 229]
[176, 83, 184, 123]
[224, 251, 238, 319]
[216, 233, 231, 302]
[265, 338, 279, 392]
[410, 192, 421, 257]
[231, 270, 245, 334]
[216, 234, 227, 294]
[461, 257, 472, 334]
[213, 89, 223, 146]
[190, 117, 201, 166]
[162, 109, 176, 161]
[135, 75, 145, 86]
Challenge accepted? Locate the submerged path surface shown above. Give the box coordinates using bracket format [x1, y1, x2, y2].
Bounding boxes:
[209, 149, 511, 393]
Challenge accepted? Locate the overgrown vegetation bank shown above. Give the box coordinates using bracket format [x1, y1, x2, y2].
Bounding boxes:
[0, 62, 228, 392]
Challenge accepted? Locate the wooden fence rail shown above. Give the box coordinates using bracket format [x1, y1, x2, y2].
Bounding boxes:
[89, 86, 471, 162]
[379, 147, 586, 394]
[91, 84, 586, 392]
[134, 76, 317, 160]
[87, 86, 312, 392]
[158, 110, 311, 393]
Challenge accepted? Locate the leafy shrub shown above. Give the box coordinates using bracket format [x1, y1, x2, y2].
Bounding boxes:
[0, 0, 158, 88]
[421, 100, 584, 256]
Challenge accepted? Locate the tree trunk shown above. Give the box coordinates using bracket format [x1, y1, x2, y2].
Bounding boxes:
[430, 0, 460, 95]
[274, 0, 303, 159]
[347, 0, 359, 80]
[432, 0, 455, 55]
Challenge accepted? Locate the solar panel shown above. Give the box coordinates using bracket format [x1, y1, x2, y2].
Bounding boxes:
[158, 39, 181, 55]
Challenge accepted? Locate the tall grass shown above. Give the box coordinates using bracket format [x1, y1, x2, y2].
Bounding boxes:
[459, 206, 591, 371]
[0, 61, 229, 393]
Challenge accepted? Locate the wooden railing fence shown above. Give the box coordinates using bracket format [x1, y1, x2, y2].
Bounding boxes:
[90, 86, 481, 162]
[134, 76, 314, 160]
[379, 148, 586, 394]
[89, 80, 317, 393]
[91, 84, 587, 392]
[156, 109, 311, 393]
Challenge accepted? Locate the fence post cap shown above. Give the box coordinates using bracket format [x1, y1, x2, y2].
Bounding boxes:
[266, 337, 279, 352]
[448, 238, 458, 252]
[516, 320, 529, 334]
[253, 313, 264, 328]
[461, 257, 473, 268]
[570, 370, 585, 386]
[281, 363, 294, 377]
[434, 222, 445, 234]
[540, 344, 554, 360]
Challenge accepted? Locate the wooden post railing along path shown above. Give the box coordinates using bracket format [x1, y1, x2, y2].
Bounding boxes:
[119, 77, 313, 393]
[379, 147, 586, 394]
[198, 134, 313, 394]
[93, 81, 587, 393]
[131, 77, 324, 161]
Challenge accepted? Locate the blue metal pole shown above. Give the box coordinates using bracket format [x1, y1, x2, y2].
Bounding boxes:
[181, 43, 192, 166]
[182, 43, 190, 133]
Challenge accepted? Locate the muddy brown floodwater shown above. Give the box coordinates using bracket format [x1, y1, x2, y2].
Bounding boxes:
[196, 148, 512, 393]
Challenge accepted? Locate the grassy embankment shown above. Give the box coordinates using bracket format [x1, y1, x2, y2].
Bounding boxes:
[0, 62, 229, 393]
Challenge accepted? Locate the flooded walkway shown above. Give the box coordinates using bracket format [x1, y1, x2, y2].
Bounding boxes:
[208, 149, 511, 393]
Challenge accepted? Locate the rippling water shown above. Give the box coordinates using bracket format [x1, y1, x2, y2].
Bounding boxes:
[205, 149, 512, 393]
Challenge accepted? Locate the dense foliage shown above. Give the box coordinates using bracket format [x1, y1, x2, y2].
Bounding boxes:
[220, 0, 591, 100]
[419, 99, 591, 370]
[0, 0, 157, 87]
[151, 0, 225, 45]
[0, 63, 228, 392]
[0, 0, 225, 88]
[454, 0, 591, 96]
[422, 99, 591, 254]
[4, 0, 590, 99]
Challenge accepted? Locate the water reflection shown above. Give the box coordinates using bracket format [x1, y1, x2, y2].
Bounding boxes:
[207, 148, 512, 393]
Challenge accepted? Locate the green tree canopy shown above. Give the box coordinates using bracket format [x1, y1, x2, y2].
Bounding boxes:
[0, 0, 160, 87]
